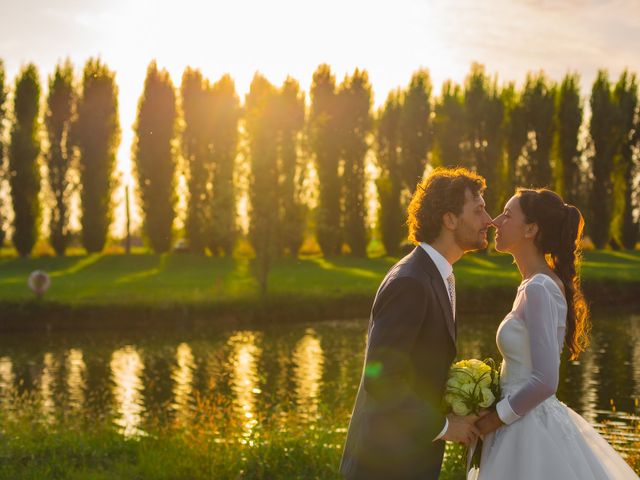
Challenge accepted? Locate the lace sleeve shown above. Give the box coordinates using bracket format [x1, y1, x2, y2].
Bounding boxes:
[497, 280, 561, 424]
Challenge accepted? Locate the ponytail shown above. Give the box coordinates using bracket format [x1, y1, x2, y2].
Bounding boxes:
[550, 205, 590, 360]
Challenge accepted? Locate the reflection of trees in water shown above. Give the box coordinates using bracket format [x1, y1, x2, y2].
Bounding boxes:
[0, 313, 637, 448]
[66, 348, 86, 413]
[630, 315, 640, 400]
[457, 317, 501, 362]
[205, 347, 224, 393]
[171, 342, 196, 425]
[292, 328, 324, 421]
[276, 336, 294, 409]
[110, 346, 145, 437]
[560, 313, 638, 423]
[227, 331, 262, 442]
[40, 353, 57, 424]
[593, 315, 636, 413]
[558, 329, 599, 423]
[457, 336, 485, 362]
[577, 348, 599, 423]
[0, 356, 15, 412]
[139, 347, 175, 418]
[321, 327, 365, 412]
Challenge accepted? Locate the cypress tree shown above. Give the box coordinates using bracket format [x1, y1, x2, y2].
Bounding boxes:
[208, 74, 240, 256]
[9, 64, 41, 257]
[338, 69, 372, 257]
[501, 83, 528, 198]
[554, 73, 582, 204]
[46, 60, 75, 256]
[521, 72, 556, 188]
[74, 58, 120, 253]
[612, 70, 639, 249]
[0, 61, 7, 247]
[180, 68, 212, 254]
[246, 73, 279, 293]
[463, 63, 504, 215]
[275, 77, 305, 257]
[433, 80, 465, 168]
[309, 64, 341, 256]
[588, 70, 618, 248]
[133, 61, 178, 253]
[399, 69, 432, 189]
[375, 89, 403, 256]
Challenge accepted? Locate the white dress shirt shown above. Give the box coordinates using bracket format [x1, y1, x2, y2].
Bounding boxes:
[419, 242, 454, 441]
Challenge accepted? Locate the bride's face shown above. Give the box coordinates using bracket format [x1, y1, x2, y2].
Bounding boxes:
[493, 195, 532, 253]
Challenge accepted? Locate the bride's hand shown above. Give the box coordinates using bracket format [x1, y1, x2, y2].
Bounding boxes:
[458, 410, 490, 425]
[475, 410, 504, 436]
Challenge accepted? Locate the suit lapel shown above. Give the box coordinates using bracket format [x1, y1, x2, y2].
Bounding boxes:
[413, 247, 457, 346]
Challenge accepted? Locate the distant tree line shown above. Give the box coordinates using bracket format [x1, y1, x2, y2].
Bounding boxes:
[0, 59, 638, 286]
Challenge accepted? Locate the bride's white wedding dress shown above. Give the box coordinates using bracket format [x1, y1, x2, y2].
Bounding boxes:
[477, 274, 638, 479]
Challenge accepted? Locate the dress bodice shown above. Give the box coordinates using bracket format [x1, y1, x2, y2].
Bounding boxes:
[496, 274, 567, 408]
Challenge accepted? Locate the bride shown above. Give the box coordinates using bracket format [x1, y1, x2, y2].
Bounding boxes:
[473, 188, 638, 479]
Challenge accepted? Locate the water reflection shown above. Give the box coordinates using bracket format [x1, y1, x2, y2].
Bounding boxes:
[110, 346, 145, 437]
[40, 353, 57, 423]
[66, 349, 86, 412]
[172, 342, 196, 424]
[0, 314, 637, 457]
[631, 315, 640, 398]
[578, 349, 599, 424]
[0, 356, 15, 411]
[292, 328, 324, 421]
[227, 331, 261, 442]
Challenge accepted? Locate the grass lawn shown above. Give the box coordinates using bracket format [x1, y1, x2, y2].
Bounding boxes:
[0, 250, 638, 328]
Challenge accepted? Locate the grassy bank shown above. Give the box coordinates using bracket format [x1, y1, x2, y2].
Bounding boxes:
[0, 393, 471, 480]
[0, 250, 638, 330]
[1, 395, 637, 479]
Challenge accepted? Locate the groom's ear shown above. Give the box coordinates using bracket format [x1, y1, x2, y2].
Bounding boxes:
[443, 211, 458, 231]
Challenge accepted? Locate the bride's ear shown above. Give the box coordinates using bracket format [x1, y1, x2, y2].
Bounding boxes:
[524, 222, 539, 239]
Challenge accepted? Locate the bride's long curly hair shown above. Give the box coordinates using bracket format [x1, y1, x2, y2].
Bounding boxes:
[517, 188, 591, 360]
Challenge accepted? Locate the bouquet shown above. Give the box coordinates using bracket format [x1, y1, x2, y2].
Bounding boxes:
[445, 358, 501, 415]
[444, 358, 501, 476]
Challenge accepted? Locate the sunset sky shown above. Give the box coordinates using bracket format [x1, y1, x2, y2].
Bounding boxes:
[2, 0, 639, 234]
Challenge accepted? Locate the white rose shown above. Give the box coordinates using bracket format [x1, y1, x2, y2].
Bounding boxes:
[447, 376, 462, 390]
[477, 372, 492, 388]
[444, 393, 457, 405]
[460, 383, 476, 396]
[451, 399, 470, 416]
[479, 387, 496, 408]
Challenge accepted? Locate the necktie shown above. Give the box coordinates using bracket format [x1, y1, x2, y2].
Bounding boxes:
[446, 272, 456, 320]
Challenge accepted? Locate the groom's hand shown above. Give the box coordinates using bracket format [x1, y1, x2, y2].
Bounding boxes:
[441, 413, 481, 446]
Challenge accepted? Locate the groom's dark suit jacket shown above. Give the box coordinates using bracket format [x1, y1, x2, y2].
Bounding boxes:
[340, 246, 457, 480]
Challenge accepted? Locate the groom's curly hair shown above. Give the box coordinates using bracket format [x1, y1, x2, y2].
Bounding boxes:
[407, 167, 486, 244]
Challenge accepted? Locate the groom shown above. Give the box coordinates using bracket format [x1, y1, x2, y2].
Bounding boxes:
[340, 167, 493, 480]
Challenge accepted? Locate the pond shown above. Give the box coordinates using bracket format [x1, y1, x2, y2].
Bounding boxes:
[0, 311, 638, 457]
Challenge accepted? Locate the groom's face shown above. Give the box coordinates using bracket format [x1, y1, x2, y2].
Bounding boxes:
[452, 189, 492, 251]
